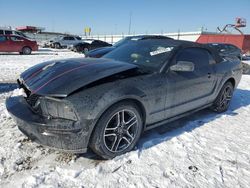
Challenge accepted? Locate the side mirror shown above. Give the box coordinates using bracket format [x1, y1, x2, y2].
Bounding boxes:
[170, 61, 195, 72]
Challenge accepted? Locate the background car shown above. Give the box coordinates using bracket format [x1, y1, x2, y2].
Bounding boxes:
[0, 29, 27, 38]
[50, 35, 83, 49]
[0, 34, 38, 55]
[6, 37, 242, 159]
[85, 35, 172, 58]
[70, 39, 112, 54]
[206, 43, 242, 60]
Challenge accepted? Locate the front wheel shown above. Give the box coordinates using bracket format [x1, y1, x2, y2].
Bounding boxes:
[211, 82, 234, 113]
[90, 102, 143, 159]
[22, 47, 32, 55]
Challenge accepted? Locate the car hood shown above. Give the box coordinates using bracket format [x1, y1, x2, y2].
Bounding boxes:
[86, 47, 115, 57]
[20, 58, 137, 96]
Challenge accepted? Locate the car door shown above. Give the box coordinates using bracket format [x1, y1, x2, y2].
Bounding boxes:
[165, 47, 217, 117]
[61, 36, 74, 46]
[0, 36, 9, 52]
[66, 36, 76, 46]
[9, 36, 25, 52]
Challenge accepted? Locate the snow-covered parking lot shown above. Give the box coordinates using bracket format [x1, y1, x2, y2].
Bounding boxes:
[0, 49, 250, 187]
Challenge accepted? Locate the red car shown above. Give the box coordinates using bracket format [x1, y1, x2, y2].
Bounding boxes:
[0, 34, 38, 55]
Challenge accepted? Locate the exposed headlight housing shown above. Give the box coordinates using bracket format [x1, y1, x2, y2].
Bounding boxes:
[39, 97, 78, 121]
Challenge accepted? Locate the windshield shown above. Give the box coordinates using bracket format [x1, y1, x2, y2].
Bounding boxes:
[103, 39, 177, 70]
[113, 37, 129, 47]
[15, 31, 28, 38]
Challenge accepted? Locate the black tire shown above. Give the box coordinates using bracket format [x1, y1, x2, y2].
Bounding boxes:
[211, 82, 234, 113]
[54, 43, 61, 49]
[82, 46, 89, 54]
[90, 102, 143, 159]
[22, 47, 32, 55]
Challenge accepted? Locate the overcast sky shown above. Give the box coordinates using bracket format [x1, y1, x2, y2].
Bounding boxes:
[1, 0, 250, 35]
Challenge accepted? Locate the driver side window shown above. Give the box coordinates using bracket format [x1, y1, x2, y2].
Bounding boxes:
[176, 48, 211, 70]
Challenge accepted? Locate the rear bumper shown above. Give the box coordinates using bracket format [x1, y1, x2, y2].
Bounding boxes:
[6, 96, 88, 153]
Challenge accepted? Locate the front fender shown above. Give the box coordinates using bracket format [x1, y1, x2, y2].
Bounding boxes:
[72, 83, 147, 121]
[66, 82, 148, 146]
[94, 86, 147, 121]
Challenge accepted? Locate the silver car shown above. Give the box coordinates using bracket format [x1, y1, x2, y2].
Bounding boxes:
[51, 36, 82, 49]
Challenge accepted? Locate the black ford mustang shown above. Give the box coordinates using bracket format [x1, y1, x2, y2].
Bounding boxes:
[6, 37, 242, 159]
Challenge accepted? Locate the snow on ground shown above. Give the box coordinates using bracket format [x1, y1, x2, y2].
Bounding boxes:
[0, 48, 84, 82]
[0, 49, 250, 187]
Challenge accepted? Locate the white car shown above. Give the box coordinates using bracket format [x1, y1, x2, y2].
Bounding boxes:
[51, 36, 83, 49]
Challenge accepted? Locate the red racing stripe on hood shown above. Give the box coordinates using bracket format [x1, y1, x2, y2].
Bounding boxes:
[31, 63, 99, 94]
[24, 68, 44, 82]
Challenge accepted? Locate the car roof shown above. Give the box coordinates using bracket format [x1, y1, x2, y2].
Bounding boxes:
[0, 34, 24, 37]
[125, 35, 173, 41]
[164, 40, 224, 62]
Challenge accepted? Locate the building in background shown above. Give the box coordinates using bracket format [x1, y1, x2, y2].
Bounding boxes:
[12, 25, 250, 53]
[15, 26, 75, 45]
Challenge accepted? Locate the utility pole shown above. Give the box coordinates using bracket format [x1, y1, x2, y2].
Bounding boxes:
[128, 11, 132, 35]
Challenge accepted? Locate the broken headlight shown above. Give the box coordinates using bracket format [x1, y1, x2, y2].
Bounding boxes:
[39, 97, 78, 121]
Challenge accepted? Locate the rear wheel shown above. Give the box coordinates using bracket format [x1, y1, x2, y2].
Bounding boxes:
[211, 82, 234, 113]
[22, 47, 32, 55]
[90, 102, 143, 159]
[54, 43, 61, 49]
[83, 47, 89, 54]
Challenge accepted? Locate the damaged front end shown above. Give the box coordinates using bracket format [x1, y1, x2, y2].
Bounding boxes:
[6, 58, 143, 153]
[6, 82, 89, 153]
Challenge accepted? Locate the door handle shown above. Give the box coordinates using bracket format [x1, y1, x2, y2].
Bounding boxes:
[207, 73, 211, 78]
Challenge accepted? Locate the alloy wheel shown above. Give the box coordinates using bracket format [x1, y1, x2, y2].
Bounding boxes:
[219, 86, 233, 110]
[103, 109, 138, 153]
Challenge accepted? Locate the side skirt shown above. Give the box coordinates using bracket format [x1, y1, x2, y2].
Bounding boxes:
[144, 103, 213, 131]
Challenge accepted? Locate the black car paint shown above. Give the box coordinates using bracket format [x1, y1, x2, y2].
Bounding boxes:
[20, 58, 137, 96]
[6, 39, 242, 153]
[85, 46, 115, 58]
[74, 40, 112, 53]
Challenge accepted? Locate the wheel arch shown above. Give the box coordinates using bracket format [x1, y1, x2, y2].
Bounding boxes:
[226, 77, 236, 88]
[87, 97, 147, 149]
[109, 98, 147, 126]
[22, 46, 31, 50]
[95, 96, 147, 129]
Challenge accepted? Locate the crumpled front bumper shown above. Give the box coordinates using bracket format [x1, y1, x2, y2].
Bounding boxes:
[6, 96, 88, 153]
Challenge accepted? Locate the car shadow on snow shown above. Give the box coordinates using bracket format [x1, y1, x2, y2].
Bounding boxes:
[0, 83, 18, 94]
[136, 88, 250, 156]
[76, 88, 250, 161]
